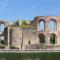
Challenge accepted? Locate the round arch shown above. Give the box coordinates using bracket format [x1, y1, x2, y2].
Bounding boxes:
[0, 20, 10, 26]
[37, 19, 45, 32]
[38, 33, 45, 44]
[0, 20, 10, 35]
[49, 18, 57, 31]
[50, 33, 57, 44]
[0, 20, 10, 32]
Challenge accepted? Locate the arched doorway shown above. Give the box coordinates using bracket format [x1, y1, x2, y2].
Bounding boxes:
[38, 33, 45, 44]
[50, 33, 57, 44]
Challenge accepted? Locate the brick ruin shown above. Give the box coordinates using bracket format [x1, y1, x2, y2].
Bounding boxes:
[0, 16, 60, 50]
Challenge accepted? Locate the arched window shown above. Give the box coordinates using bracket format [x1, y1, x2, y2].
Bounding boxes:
[39, 20, 45, 32]
[38, 33, 45, 44]
[50, 19, 56, 32]
[50, 33, 57, 44]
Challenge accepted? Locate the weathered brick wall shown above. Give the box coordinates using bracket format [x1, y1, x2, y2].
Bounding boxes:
[10, 27, 22, 49]
[22, 28, 39, 49]
[33, 16, 60, 45]
[5, 16, 60, 50]
[10, 28, 39, 49]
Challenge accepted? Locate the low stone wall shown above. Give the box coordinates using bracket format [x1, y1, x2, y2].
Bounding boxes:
[22, 44, 60, 50]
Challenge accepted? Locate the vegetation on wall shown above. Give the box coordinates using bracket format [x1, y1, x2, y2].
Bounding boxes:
[10, 45, 19, 49]
[21, 20, 29, 25]
[0, 39, 5, 49]
[0, 44, 5, 49]
[11, 20, 36, 29]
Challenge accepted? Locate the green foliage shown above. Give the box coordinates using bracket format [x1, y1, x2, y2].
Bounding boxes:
[0, 44, 5, 49]
[0, 52, 60, 60]
[21, 20, 28, 25]
[10, 20, 36, 29]
[10, 46, 19, 49]
[1, 40, 5, 44]
[20, 20, 31, 28]
[19, 25, 35, 29]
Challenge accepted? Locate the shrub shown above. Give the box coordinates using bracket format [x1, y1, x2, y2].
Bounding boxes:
[10, 46, 19, 49]
[0, 44, 5, 49]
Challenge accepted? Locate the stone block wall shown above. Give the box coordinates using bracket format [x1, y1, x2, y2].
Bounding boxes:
[10, 27, 39, 49]
[10, 27, 22, 49]
[22, 28, 39, 49]
[32, 16, 60, 45]
[4, 16, 60, 50]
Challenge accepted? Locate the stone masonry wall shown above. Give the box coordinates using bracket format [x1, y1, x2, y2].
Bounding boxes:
[32, 16, 60, 45]
[10, 27, 22, 49]
[5, 16, 60, 50]
[10, 27, 39, 49]
[22, 28, 39, 49]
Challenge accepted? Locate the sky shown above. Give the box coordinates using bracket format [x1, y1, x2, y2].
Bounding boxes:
[0, 0, 60, 22]
[0, 0, 60, 31]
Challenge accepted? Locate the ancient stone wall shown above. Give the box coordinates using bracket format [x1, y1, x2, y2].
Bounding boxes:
[10, 27, 22, 49]
[4, 16, 60, 50]
[22, 28, 39, 49]
[32, 16, 60, 45]
[10, 27, 39, 49]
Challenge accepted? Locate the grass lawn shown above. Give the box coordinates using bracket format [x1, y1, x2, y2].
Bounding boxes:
[0, 52, 60, 60]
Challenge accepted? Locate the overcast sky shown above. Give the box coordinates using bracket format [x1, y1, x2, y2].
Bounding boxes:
[0, 0, 60, 22]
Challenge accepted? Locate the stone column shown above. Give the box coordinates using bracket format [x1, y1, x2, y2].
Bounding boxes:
[56, 20, 60, 45]
[7, 27, 10, 49]
[45, 20, 50, 45]
[37, 22, 40, 31]
[45, 34, 50, 45]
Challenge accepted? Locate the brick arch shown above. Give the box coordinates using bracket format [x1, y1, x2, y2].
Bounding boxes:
[36, 18, 46, 31]
[38, 33, 45, 44]
[49, 18, 57, 23]
[49, 18, 57, 31]
[39, 19, 45, 22]
[0, 20, 10, 26]
[39, 19, 45, 31]
[0, 21, 5, 25]
[0, 20, 10, 37]
[34, 16, 47, 23]
[50, 33, 57, 44]
[33, 16, 50, 31]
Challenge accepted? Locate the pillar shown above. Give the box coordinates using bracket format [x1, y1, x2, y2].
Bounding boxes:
[37, 22, 40, 31]
[7, 27, 10, 49]
[56, 19, 60, 45]
[45, 20, 50, 45]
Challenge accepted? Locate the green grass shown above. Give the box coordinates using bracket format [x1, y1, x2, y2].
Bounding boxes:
[0, 52, 60, 60]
